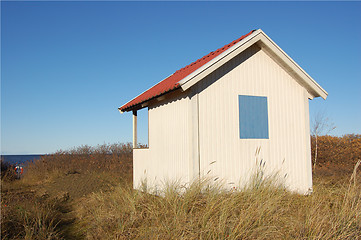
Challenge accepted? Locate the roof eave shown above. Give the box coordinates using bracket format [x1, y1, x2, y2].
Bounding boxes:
[178, 29, 263, 88]
[259, 30, 328, 100]
[118, 86, 181, 112]
[119, 29, 328, 114]
[178, 29, 328, 100]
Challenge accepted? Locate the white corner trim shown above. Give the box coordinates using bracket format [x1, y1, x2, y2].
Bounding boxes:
[259, 31, 328, 100]
[120, 29, 328, 113]
[178, 29, 328, 100]
[307, 91, 314, 100]
[178, 29, 263, 89]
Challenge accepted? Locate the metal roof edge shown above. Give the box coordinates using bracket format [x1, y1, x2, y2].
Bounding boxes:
[119, 29, 328, 114]
[117, 72, 180, 112]
[119, 30, 257, 113]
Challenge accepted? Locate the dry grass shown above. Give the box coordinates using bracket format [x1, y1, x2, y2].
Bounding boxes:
[311, 134, 361, 179]
[24, 143, 133, 184]
[1, 160, 16, 182]
[75, 166, 361, 240]
[1, 181, 66, 239]
[1, 143, 132, 239]
[1, 138, 360, 239]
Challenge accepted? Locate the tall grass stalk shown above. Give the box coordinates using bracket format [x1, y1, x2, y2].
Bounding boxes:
[76, 168, 361, 240]
[1, 189, 65, 240]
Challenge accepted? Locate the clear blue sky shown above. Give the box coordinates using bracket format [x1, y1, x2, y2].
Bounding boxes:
[1, 1, 360, 154]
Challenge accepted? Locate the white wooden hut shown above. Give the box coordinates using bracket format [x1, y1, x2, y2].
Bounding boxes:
[119, 29, 327, 194]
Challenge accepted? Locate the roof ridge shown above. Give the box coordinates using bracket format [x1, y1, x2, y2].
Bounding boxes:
[174, 30, 257, 75]
[119, 30, 256, 111]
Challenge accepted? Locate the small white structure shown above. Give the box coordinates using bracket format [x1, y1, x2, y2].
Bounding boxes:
[119, 29, 327, 194]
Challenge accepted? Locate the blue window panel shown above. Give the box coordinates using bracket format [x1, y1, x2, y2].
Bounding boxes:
[239, 95, 269, 139]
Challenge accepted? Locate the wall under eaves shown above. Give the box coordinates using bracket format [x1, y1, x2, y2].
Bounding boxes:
[195, 44, 312, 194]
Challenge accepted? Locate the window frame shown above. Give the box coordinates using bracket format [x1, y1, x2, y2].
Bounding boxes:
[238, 95, 269, 139]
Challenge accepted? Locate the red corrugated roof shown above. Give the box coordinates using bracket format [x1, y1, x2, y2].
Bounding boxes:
[119, 30, 256, 112]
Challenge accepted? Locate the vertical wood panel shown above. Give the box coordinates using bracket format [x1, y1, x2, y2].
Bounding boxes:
[134, 44, 312, 194]
[133, 111, 137, 148]
[304, 90, 313, 193]
[197, 45, 311, 193]
[133, 91, 191, 190]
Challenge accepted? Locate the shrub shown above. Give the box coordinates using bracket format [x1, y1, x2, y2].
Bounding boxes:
[311, 134, 361, 179]
[23, 143, 133, 183]
[1, 159, 16, 182]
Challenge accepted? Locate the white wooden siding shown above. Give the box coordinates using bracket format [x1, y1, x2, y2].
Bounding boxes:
[133, 44, 313, 194]
[133, 91, 191, 190]
[196, 45, 311, 194]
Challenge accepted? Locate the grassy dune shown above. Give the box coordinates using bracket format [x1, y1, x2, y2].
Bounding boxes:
[1, 136, 361, 239]
[75, 173, 360, 240]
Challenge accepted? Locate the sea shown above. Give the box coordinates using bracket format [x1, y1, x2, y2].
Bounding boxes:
[1, 155, 44, 165]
